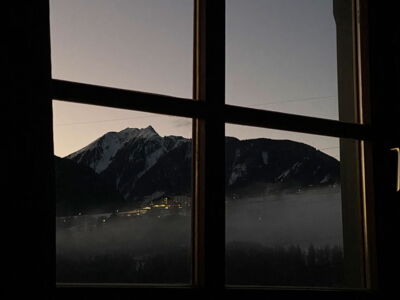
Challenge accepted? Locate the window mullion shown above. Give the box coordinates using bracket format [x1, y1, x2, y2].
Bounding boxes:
[51, 79, 372, 141]
[193, 0, 226, 290]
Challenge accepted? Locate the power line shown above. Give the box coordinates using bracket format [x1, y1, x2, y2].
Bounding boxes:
[55, 95, 337, 126]
[54, 115, 163, 126]
[245, 95, 337, 108]
[318, 146, 339, 151]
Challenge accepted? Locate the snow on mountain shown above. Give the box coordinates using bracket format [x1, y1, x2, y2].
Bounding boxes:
[262, 151, 269, 165]
[65, 126, 191, 203]
[120, 125, 159, 141]
[320, 174, 332, 184]
[225, 138, 340, 193]
[66, 126, 162, 174]
[62, 127, 340, 208]
[67, 132, 126, 173]
[277, 168, 291, 182]
[229, 163, 248, 186]
[134, 146, 166, 179]
[277, 160, 304, 182]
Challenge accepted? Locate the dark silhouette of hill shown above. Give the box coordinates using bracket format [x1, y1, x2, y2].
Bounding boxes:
[54, 156, 125, 216]
[55, 127, 340, 215]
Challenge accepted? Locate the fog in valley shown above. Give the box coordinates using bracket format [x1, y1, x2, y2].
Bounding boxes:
[56, 208, 192, 284]
[56, 185, 344, 286]
[226, 185, 342, 249]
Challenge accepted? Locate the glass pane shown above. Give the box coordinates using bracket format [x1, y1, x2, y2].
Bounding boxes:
[50, 0, 193, 99]
[225, 124, 365, 287]
[226, 0, 357, 122]
[54, 101, 192, 284]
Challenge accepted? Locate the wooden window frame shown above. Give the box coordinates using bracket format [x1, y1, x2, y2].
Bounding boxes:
[51, 0, 371, 292]
[9, 0, 399, 298]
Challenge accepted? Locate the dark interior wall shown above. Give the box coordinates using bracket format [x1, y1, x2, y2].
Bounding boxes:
[365, 0, 400, 293]
[6, 0, 399, 299]
[7, 1, 54, 295]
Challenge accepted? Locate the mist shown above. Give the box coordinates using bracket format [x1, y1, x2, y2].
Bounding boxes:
[225, 185, 344, 286]
[56, 211, 192, 283]
[226, 185, 343, 249]
[56, 185, 344, 286]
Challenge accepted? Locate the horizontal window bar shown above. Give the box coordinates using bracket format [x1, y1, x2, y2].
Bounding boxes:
[54, 285, 373, 297]
[224, 104, 372, 141]
[51, 79, 204, 119]
[52, 79, 372, 140]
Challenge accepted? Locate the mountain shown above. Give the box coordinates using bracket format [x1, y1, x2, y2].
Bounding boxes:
[225, 137, 339, 197]
[54, 156, 125, 217]
[65, 126, 191, 204]
[55, 126, 339, 214]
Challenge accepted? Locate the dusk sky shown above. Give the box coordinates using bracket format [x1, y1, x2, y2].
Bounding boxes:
[51, 0, 340, 159]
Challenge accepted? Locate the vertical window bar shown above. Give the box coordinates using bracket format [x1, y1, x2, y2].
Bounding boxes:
[193, 0, 226, 290]
[356, 0, 377, 289]
[334, 0, 367, 287]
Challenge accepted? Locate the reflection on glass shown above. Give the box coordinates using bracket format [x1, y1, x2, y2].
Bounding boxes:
[50, 0, 193, 98]
[225, 124, 361, 287]
[226, 0, 355, 121]
[54, 101, 192, 284]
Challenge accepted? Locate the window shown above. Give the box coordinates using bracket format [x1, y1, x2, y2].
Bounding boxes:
[226, 0, 343, 121]
[225, 125, 361, 287]
[51, 0, 370, 289]
[51, 0, 373, 289]
[54, 103, 193, 284]
[11, 0, 400, 298]
[50, 0, 194, 98]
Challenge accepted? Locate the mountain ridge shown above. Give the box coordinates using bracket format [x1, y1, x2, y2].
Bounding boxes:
[55, 127, 340, 216]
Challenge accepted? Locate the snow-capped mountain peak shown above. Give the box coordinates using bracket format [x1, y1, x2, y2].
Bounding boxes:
[119, 126, 159, 141]
[63, 128, 339, 207]
[66, 126, 163, 174]
[66, 132, 126, 174]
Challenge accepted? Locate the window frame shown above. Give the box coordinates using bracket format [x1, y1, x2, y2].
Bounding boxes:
[12, 0, 399, 297]
[52, 0, 371, 291]
[52, 0, 371, 290]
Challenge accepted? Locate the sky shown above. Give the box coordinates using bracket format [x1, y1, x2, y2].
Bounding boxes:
[50, 0, 341, 159]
